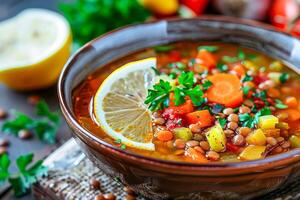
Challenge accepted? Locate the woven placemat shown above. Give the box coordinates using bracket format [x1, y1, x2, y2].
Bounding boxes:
[32, 139, 300, 200]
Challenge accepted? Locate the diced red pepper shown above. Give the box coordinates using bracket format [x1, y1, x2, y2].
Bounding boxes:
[226, 142, 240, 153]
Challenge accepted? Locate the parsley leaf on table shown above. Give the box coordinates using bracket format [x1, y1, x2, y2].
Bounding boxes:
[0, 153, 47, 197]
[59, 0, 150, 46]
[1, 100, 60, 144]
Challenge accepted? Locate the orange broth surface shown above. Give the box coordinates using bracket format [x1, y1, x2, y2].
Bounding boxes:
[73, 42, 300, 163]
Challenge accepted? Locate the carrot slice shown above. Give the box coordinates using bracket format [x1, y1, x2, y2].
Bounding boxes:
[185, 110, 214, 127]
[196, 49, 216, 69]
[206, 73, 243, 107]
[157, 130, 173, 142]
[185, 147, 208, 163]
[285, 96, 298, 108]
[166, 99, 194, 115]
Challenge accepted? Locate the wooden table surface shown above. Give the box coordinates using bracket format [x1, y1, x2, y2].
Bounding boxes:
[0, 0, 72, 199]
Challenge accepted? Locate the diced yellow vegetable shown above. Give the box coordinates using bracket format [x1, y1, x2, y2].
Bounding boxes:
[173, 127, 192, 141]
[205, 124, 226, 152]
[289, 135, 300, 148]
[258, 115, 279, 129]
[246, 129, 266, 146]
[269, 61, 283, 71]
[239, 145, 266, 160]
[268, 72, 281, 84]
[242, 60, 258, 71]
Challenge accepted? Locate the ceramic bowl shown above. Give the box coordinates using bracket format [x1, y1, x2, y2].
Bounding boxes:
[58, 16, 300, 200]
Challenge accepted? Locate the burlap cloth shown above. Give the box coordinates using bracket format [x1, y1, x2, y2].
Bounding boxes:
[32, 139, 300, 200]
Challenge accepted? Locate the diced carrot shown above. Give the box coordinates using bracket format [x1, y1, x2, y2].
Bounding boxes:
[267, 88, 280, 98]
[157, 130, 173, 142]
[185, 110, 214, 127]
[185, 147, 208, 163]
[166, 100, 194, 115]
[285, 96, 298, 108]
[277, 109, 300, 121]
[206, 73, 243, 107]
[231, 64, 245, 77]
[196, 49, 216, 69]
[169, 92, 175, 107]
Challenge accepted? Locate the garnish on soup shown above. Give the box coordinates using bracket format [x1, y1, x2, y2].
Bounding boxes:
[73, 42, 300, 163]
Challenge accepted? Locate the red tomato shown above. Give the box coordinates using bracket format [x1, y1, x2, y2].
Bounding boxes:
[269, 0, 299, 30]
[290, 19, 300, 38]
[226, 142, 240, 153]
[180, 0, 208, 15]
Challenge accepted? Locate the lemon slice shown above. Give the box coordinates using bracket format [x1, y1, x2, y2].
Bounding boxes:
[94, 58, 156, 151]
[0, 9, 72, 90]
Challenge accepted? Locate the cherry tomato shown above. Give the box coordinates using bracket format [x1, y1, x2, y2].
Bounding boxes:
[269, 0, 299, 30]
[180, 0, 208, 15]
[290, 19, 300, 38]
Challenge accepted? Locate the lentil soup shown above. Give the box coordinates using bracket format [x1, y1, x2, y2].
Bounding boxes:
[73, 42, 300, 163]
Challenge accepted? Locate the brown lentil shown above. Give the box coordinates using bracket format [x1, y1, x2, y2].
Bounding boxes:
[189, 123, 201, 133]
[193, 134, 203, 141]
[239, 106, 251, 114]
[238, 127, 252, 137]
[90, 179, 101, 190]
[0, 147, 7, 155]
[153, 117, 165, 125]
[199, 141, 210, 151]
[186, 140, 199, 147]
[281, 130, 289, 138]
[227, 114, 239, 122]
[174, 139, 186, 149]
[18, 129, 33, 139]
[232, 135, 245, 146]
[0, 138, 9, 147]
[124, 186, 135, 195]
[276, 137, 285, 143]
[194, 146, 205, 154]
[224, 129, 234, 137]
[281, 141, 291, 149]
[273, 146, 283, 154]
[103, 193, 116, 200]
[223, 108, 234, 115]
[0, 108, 7, 119]
[94, 194, 104, 200]
[27, 95, 41, 105]
[126, 195, 136, 200]
[266, 137, 277, 146]
[243, 99, 254, 107]
[206, 151, 220, 161]
[227, 122, 238, 130]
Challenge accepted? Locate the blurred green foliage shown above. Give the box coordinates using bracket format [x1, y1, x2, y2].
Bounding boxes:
[59, 0, 150, 47]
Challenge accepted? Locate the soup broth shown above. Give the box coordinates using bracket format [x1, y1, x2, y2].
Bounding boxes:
[73, 42, 300, 163]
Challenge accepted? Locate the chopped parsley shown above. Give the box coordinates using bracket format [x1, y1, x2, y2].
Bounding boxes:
[279, 73, 289, 83]
[154, 45, 175, 52]
[242, 86, 251, 95]
[202, 80, 213, 90]
[241, 74, 253, 82]
[218, 118, 227, 128]
[211, 104, 224, 114]
[275, 99, 288, 109]
[239, 107, 271, 128]
[151, 67, 161, 75]
[216, 63, 229, 72]
[197, 45, 219, 52]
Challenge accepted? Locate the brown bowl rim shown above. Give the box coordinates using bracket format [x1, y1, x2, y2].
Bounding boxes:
[58, 16, 300, 172]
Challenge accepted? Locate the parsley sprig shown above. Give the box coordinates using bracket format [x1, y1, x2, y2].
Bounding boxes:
[0, 153, 47, 197]
[2, 100, 60, 144]
[145, 72, 206, 111]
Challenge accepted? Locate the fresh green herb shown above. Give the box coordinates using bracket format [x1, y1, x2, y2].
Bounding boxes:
[237, 48, 246, 60]
[174, 88, 185, 106]
[222, 48, 256, 63]
[239, 107, 271, 128]
[177, 118, 182, 125]
[0, 153, 47, 197]
[253, 90, 267, 101]
[151, 67, 161, 75]
[241, 74, 253, 82]
[144, 80, 172, 111]
[216, 63, 228, 72]
[222, 56, 240, 63]
[218, 118, 227, 128]
[59, 0, 150, 46]
[275, 99, 288, 109]
[120, 144, 126, 150]
[178, 71, 195, 88]
[154, 45, 174, 52]
[115, 139, 122, 144]
[202, 80, 212, 90]
[168, 72, 177, 79]
[242, 86, 251, 95]
[2, 100, 60, 144]
[184, 85, 204, 106]
[197, 46, 219, 52]
[246, 54, 257, 60]
[279, 73, 289, 84]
